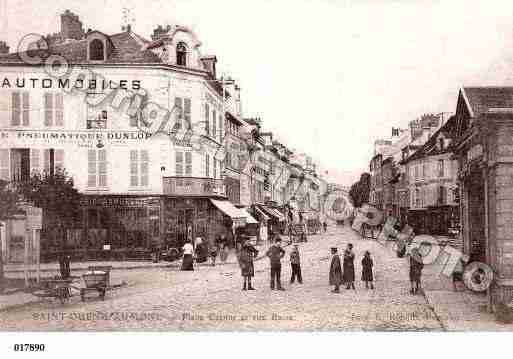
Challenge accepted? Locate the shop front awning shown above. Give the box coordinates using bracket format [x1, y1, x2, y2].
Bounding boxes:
[258, 205, 286, 222]
[210, 199, 257, 227]
[254, 206, 270, 222]
[242, 209, 259, 225]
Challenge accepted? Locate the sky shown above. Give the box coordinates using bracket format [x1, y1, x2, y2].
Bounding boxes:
[3, 0, 513, 186]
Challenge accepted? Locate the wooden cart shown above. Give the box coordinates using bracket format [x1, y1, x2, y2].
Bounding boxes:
[80, 266, 111, 301]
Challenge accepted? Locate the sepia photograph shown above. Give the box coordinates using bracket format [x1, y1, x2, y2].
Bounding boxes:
[1, 0, 513, 355]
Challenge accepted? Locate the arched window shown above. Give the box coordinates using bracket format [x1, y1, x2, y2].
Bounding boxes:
[89, 39, 104, 61]
[176, 42, 187, 66]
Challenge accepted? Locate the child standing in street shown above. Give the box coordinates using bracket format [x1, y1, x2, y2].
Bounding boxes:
[361, 251, 374, 289]
[290, 244, 303, 284]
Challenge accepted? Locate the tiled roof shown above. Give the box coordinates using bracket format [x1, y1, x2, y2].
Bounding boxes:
[463, 87, 513, 117]
[0, 30, 161, 65]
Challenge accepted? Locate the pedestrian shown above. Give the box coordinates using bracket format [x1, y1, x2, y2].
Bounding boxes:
[361, 250, 374, 289]
[238, 238, 259, 290]
[323, 221, 327, 233]
[181, 241, 194, 271]
[290, 244, 302, 284]
[343, 243, 356, 290]
[329, 247, 343, 293]
[59, 251, 71, 280]
[209, 237, 219, 266]
[266, 237, 286, 290]
[409, 247, 424, 294]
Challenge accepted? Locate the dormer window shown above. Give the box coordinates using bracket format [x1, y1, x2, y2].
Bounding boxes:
[89, 39, 105, 61]
[176, 42, 187, 66]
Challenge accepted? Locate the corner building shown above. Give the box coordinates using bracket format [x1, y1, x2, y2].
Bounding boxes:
[0, 11, 253, 261]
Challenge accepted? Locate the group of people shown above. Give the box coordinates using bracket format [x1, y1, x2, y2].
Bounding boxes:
[181, 233, 424, 296]
[181, 235, 231, 271]
[329, 243, 374, 293]
[238, 236, 302, 291]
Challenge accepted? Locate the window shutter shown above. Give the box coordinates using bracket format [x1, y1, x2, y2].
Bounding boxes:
[43, 149, 51, 175]
[22, 92, 29, 126]
[212, 109, 217, 137]
[219, 114, 223, 142]
[11, 92, 20, 126]
[205, 154, 210, 177]
[184, 98, 191, 129]
[174, 97, 183, 130]
[185, 151, 192, 175]
[55, 93, 64, 126]
[140, 150, 149, 187]
[0, 149, 9, 180]
[44, 93, 53, 126]
[205, 103, 210, 136]
[175, 151, 183, 176]
[30, 149, 40, 175]
[213, 159, 217, 179]
[87, 149, 96, 187]
[130, 150, 139, 187]
[98, 149, 107, 187]
[54, 149, 64, 171]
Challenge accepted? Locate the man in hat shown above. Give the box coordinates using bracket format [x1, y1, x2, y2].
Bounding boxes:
[266, 237, 286, 290]
[329, 247, 343, 293]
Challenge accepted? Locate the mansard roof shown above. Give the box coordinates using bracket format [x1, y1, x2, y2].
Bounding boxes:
[0, 29, 161, 65]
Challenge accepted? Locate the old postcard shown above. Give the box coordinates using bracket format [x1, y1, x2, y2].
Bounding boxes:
[1, 0, 513, 352]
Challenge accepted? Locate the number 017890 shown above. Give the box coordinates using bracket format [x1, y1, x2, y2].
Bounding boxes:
[13, 344, 45, 352]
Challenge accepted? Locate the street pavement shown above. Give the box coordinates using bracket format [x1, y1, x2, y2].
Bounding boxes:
[0, 226, 505, 331]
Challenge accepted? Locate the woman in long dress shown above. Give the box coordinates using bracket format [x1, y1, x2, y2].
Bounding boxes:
[329, 247, 343, 293]
[181, 241, 194, 271]
[361, 250, 374, 289]
[343, 243, 356, 290]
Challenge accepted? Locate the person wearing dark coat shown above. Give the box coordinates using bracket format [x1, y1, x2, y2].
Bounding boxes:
[265, 237, 286, 290]
[343, 243, 356, 290]
[409, 247, 424, 294]
[238, 239, 259, 290]
[329, 247, 343, 293]
[361, 250, 374, 289]
[289, 244, 302, 284]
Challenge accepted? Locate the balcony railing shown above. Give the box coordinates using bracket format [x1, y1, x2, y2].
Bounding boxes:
[163, 177, 226, 197]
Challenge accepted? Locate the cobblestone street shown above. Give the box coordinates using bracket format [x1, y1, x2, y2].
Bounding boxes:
[0, 228, 447, 331]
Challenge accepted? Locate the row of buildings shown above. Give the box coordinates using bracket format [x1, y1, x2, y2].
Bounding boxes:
[365, 87, 513, 309]
[0, 10, 328, 262]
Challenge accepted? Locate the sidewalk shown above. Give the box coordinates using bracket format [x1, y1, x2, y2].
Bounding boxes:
[0, 232, 310, 311]
[4, 238, 285, 275]
[424, 289, 513, 331]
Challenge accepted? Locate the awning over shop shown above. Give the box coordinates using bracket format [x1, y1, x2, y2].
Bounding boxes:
[210, 199, 246, 227]
[242, 209, 259, 225]
[258, 205, 286, 222]
[254, 206, 270, 221]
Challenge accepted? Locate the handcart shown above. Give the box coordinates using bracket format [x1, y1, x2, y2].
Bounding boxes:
[80, 266, 111, 301]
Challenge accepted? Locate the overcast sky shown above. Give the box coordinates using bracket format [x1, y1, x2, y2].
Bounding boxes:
[3, 0, 513, 186]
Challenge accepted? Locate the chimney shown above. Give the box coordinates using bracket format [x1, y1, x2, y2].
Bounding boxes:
[152, 24, 172, 41]
[0, 41, 9, 55]
[200, 56, 217, 78]
[61, 10, 85, 41]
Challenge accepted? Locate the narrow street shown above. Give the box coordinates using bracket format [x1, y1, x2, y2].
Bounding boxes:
[0, 227, 446, 331]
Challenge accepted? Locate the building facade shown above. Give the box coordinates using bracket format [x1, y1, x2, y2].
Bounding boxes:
[0, 11, 253, 260]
